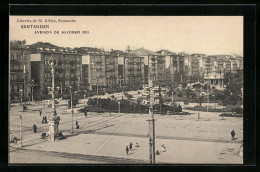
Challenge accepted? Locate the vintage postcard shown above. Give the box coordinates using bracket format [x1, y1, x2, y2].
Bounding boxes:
[9, 16, 243, 164]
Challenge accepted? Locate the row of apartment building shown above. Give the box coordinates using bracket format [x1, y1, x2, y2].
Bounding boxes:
[10, 41, 243, 99]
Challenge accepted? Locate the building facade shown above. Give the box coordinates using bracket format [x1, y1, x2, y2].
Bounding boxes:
[29, 42, 82, 97]
[10, 41, 31, 100]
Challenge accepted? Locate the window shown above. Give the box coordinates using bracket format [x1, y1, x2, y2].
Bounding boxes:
[17, 55, 20, 61]
[10, 64, 14, 70]
[11, 55, 14, 60]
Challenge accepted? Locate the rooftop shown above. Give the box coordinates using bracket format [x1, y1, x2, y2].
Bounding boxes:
[130, 48, 156, 56]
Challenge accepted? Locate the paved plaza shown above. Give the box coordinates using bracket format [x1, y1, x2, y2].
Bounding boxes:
[9, 98, 243, 164]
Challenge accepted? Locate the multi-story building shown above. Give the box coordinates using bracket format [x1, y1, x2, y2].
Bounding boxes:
[147, 54, 166, 87]
[156, 50, 182, 83]
[113, 50, 145, 86]
[203, 56, 214, 74]
[237, 56, 243, 69]
[224, 59, 232, 73]
[190, 57, 200, 81]
[74, 47, 104, 89]
[105, 54, 118, 86]
[10, 41, 31, 100]
[170, 54, 185, 82]
[29, 42, 82, 97]
[77, 47, 121, 90]
[131, 48, 158, 85]
[230, 58, 238, 73]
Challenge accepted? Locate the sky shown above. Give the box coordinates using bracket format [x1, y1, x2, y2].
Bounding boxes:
[10, 16, 243, 56]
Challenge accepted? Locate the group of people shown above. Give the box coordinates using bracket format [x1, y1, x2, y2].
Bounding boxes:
[42, 116, 48, 124]
[126, 142, 140, 155]
[156, 144, 166, 155]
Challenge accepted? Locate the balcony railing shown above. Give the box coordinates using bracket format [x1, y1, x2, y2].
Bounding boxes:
[10, 69, 23, 73]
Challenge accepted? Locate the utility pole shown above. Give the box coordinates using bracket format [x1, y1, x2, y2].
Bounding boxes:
[118, 75, 122, 112]
[84, 94, 86, 107]
[207, 80, 209, 113]
[97, 78, 99, 104]
[19, 89, 23, 110]
[147, 86, 155, 164]
[172, 90, 174, 102]
[20, 115, 22, 147]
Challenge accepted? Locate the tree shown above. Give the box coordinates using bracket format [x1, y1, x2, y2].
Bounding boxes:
[224, 69, 243, 105]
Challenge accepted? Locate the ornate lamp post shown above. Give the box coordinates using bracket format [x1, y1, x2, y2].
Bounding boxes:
[68, 86, 74, 134]
[45, 55, 60, 141]
[28, 79, 38, 104]
[84, 94, 86, 107]
[19, 89, 23, 110]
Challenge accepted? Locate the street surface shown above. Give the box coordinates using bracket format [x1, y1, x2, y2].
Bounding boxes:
[9, 93, 243, 164]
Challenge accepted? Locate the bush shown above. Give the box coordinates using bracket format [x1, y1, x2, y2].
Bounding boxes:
[233, 107, 243, 114]
[219, 113, 243, 117]
[177, 93, 183, 97]
[68, 94, 79, 108]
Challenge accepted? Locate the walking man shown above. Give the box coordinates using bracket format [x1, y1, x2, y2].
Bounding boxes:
[39, 110, 42, 116]
[129, 142, 133, 151]
[231, 130, 235, 141]
[84, 110, 87, 118]
[44, 116, 48, 124]
[126, 146, 129, 155]
[33, 124, 37, 133]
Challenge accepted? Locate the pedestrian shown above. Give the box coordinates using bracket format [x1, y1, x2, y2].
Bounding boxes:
[129, 142, 133, 151]
[42, 116, 44, 123]
[75, 120, 78, 125]
[33, 124, 37, 133]
[44, 116, 48, 123]
[161, 144, 166, 152]
[84, 110, 87, 117]
[126, 146, 129, 155]
[231, 130, 235, 141]
[39, 110, 42, 116]
[135, 142, 140, 147]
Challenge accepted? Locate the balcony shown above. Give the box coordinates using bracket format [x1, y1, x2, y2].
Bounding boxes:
[10, 69, 23, 73]
[10, 60, 21, 63]
[11, 80, 24, 83]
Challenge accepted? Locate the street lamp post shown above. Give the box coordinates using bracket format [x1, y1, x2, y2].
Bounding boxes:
[28, 79, 38, 104]
[69, 86, 74, 134]
[172, 90, 174, 102]
[45, 55, 60, 141]
[84, 94, 86, 107]
[91, 60, 99, 104]
[19, 89, 23, 110]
